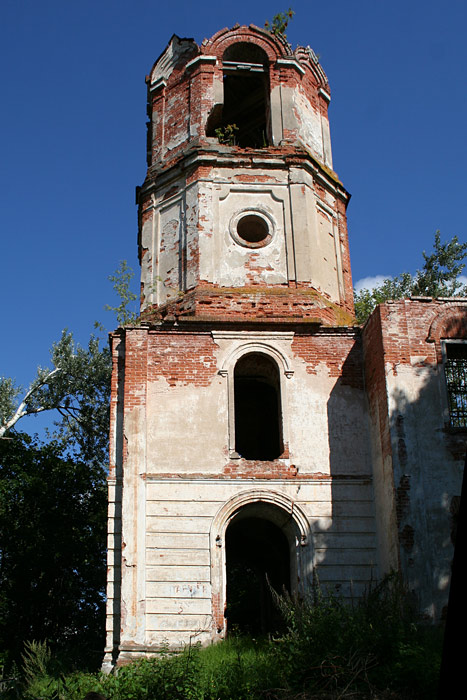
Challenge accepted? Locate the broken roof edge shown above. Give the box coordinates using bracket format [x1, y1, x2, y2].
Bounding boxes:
[147, 34, 199, 86]
[148, 26, 329, 89]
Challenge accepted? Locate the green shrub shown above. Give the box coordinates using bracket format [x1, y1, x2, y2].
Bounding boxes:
[271, 573, 442, 699]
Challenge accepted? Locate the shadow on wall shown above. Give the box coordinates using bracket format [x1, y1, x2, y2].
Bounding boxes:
[325, 339, 377, 602]
[384, 372, 465, 619]
[326, 327, 464, 618]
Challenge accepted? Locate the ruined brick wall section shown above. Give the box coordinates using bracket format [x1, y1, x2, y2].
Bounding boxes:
[368, 299, 466, 619]
[143, 287, 353, 326]
[146, 26, 334, 169]
[108, 323, 380, 656]
[138, 161, 354, 321]
[288, 329, 374, 482]
[292, 330, 363, 388]
[123, 330, 149, 410]
[126, 324, 374, 479]
[147, 330, 218, 387]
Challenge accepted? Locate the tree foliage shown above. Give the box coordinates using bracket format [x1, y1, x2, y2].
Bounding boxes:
[0, 433, 107, 669]
[354, 232, 467, 324]
[0, 331, 111, 462]
[0, 266, 128, 673]
[104, 259, 138, 326]
[0, 332, 111, 669]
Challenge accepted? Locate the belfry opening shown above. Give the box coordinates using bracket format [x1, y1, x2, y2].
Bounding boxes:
[234, 353, 283, 460]
[225, 503, 291, 635]
[206, 42, 270, 148]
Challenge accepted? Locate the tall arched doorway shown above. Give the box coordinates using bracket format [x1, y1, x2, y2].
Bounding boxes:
[225, 502, 292, 635]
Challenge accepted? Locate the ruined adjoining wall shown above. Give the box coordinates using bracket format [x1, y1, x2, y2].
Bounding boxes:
[363, 298, 467, 619]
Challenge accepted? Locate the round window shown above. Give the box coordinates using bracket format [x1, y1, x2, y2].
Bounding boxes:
[231, 211, 273, 248]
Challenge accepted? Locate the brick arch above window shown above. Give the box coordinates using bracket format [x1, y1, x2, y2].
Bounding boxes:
[426, 304, 467, 361]
[201, 24, 291, 64]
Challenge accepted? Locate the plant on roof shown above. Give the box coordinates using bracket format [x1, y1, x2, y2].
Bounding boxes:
[264, 8, 295, 38]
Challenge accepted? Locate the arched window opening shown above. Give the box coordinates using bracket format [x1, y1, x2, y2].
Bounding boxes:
[225, 508, 290, 634]
[443, 340, 467, 427]
[206, 43, 270, 148]
[234, 353, 283, 459]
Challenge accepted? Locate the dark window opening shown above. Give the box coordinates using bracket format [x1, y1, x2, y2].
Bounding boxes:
[223, 43, 269, 65]
[234, 353, 283, 459]
[206, 43, 270, 148]
[236, 214, 270, 247]
[226, 514, 290, 635]
[445, 342, 467, 428]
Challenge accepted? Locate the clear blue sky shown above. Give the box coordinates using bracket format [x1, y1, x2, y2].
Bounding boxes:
[1, 0, 466, 415]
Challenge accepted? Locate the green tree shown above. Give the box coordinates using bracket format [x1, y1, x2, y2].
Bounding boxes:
[0, 332, 111, 670]
[104, 259, 138, 326]
[0, 265, 130, 672]
[0, 433, 107, 669]
[354, 232, 467, 324]
[0, 331, 111, 460]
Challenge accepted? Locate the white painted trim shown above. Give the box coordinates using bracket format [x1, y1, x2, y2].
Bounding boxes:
[185, 55, 217, 70]
[212, 336, 294, 457]
[276, 58, 306, 75]
[150, 78, 167, 92]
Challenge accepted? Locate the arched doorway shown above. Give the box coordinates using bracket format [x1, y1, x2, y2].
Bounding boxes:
[225, 502, 292, 635]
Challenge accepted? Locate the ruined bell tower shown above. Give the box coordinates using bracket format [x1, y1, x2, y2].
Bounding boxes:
[104, 25, 379, 669]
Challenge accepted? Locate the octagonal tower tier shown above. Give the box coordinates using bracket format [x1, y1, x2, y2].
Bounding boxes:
[138, 25, 354, 326]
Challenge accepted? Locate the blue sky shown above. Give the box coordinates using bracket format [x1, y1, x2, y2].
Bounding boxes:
[1, 0, 466, 421]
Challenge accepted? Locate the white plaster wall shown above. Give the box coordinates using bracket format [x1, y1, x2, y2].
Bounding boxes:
[321, 113, 333, 168]
[315, 206, 339, 300]
[280, 85, 324, 161]
[146, 374, 227, 473]
[120, 405, 147, 647]
[366, 400, 400, 577]
[215, 186, 288, 286]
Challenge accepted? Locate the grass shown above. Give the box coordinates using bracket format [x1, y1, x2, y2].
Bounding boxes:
[1, 575, 443, 700]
